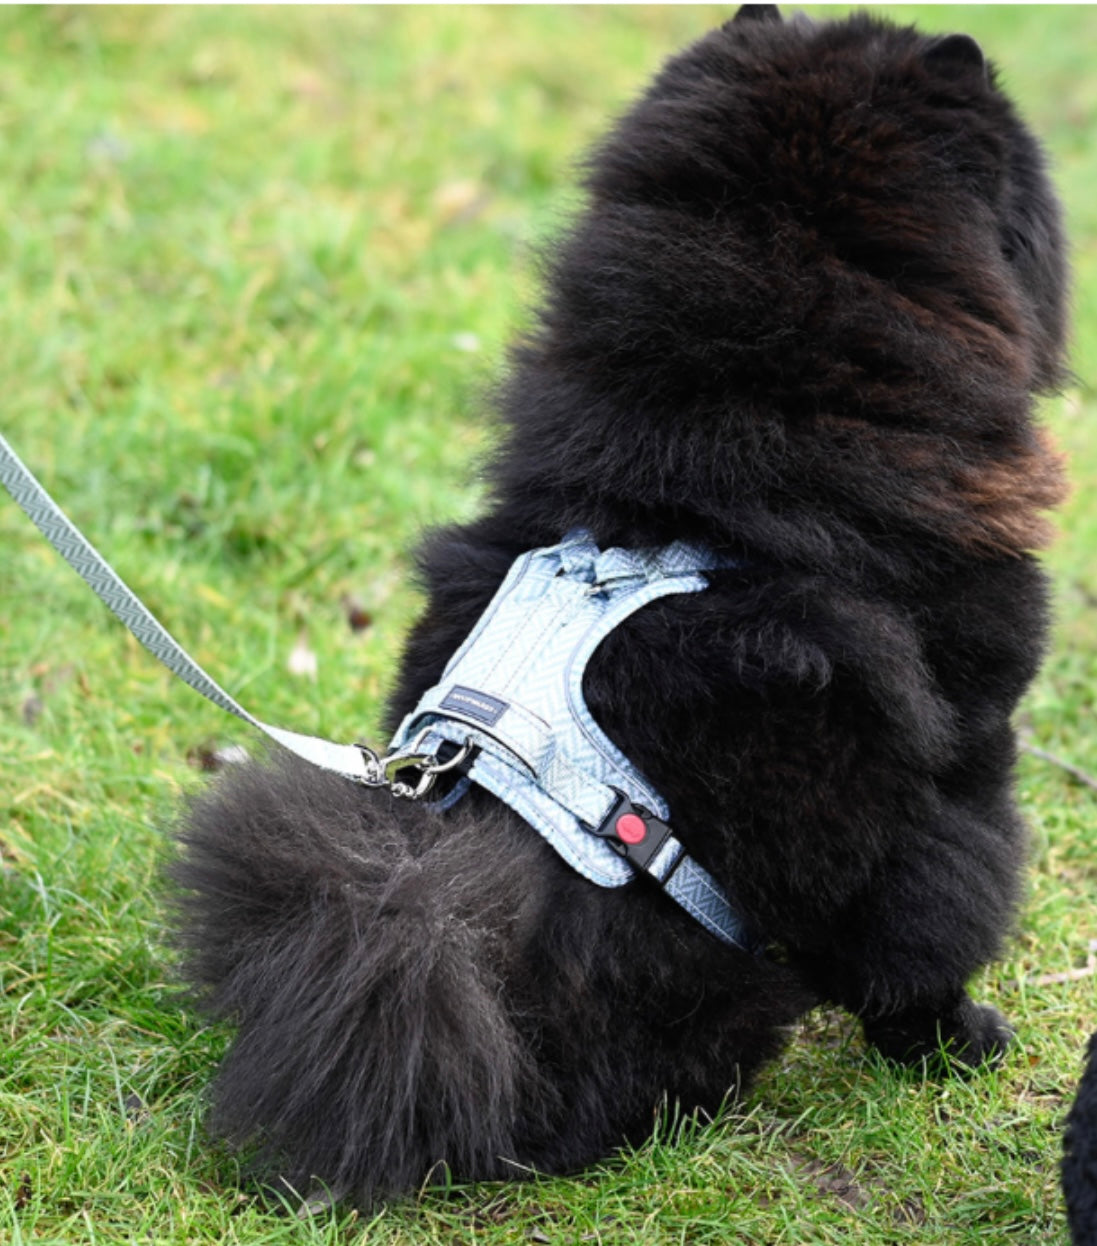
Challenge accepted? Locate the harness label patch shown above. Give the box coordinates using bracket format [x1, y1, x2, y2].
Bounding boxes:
[440, 685, 508, 727]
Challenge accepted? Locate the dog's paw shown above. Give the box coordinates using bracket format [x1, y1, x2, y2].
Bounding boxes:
[863, 997, 1012, 1072]
[941, 1001, 1014, 1069]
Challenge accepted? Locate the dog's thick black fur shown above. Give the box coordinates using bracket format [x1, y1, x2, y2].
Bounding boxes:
[172, 7, 1069, 1205]
[1066, 1034, 1097, 1245]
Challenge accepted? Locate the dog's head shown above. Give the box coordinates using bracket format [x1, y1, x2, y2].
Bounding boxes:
[582, 6, 1066, 393]
[505, 8, 1068, 559]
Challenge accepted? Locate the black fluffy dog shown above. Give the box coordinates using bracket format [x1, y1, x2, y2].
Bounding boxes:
[1066, 1035, 1097, 1245]
[173, 7, 1069, 1205]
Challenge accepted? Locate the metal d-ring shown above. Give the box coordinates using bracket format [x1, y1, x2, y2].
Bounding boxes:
[423, 739, 473, 777]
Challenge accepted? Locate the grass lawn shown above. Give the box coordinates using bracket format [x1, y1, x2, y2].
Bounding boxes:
[1, 6, 1094, 1243]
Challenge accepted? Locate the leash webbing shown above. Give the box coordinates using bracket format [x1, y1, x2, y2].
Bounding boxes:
[0, 431, 374, 783]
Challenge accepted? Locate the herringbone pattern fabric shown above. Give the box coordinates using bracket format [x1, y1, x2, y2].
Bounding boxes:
[390, 530, 755, 949]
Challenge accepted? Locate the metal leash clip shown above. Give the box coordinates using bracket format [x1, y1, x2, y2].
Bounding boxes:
[353, 744, 391, 788]
[357, 729, 472, 800]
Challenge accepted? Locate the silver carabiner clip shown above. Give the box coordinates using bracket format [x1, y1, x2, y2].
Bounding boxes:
[383, 750, 435, 787]
[381, 731, 473, 800]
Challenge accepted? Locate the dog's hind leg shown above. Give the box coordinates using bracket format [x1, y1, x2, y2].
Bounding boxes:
[788, 797, 1023, 1070]
[860, 993, 1013, 1068]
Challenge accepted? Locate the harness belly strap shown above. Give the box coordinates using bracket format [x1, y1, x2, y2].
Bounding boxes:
[388, 530, 757, 951]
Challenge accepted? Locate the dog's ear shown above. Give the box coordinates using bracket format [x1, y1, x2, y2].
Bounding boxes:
[923, 33, 988, 83]
[728, 5, 781, 26]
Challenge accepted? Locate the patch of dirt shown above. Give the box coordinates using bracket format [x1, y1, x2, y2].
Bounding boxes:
[787, 1151, 926, 1226]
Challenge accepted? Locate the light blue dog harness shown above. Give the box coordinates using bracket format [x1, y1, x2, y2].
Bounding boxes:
[387, 529, 755, 951]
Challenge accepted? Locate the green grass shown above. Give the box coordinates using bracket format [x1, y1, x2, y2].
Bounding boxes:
[1, 6, 1095, 1243]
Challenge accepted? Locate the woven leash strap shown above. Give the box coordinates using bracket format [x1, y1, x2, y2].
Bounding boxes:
[0, 431, 375, 783]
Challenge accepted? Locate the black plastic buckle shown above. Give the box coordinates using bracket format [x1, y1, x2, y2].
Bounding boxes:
[591, 790, 674, 873]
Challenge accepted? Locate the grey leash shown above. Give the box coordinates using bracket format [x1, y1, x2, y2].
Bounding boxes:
[0, 430, 384, 785]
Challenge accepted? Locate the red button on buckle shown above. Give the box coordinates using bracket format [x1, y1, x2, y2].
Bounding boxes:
[615, 812, 647, 845]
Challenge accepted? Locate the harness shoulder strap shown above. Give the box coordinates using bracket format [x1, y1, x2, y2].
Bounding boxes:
[390, 531, 715, 828]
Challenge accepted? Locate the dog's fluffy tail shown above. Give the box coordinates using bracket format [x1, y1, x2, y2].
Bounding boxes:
[170, 755, 539, 1203]
[1065, 1033, 1097, 1246]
